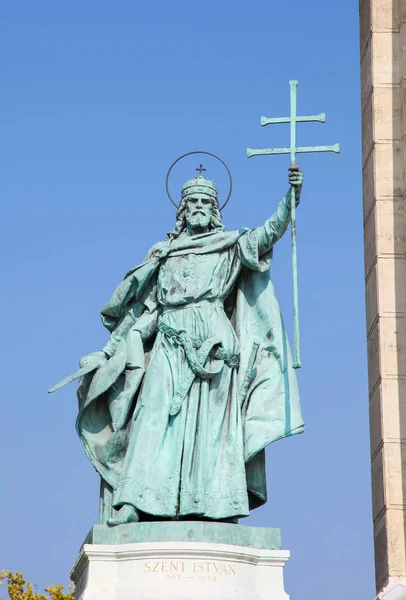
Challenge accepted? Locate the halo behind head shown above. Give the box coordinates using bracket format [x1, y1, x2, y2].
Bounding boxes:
[166, 150, 233, 211]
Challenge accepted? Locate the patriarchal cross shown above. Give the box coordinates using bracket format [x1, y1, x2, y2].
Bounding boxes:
[247, 80, 340, 369]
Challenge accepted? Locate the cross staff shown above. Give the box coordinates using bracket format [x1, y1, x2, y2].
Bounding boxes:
[247, 80, 340, 369]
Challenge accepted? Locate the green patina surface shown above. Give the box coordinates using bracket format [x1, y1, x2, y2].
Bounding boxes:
[50, 151, 306, 525]
[84, 522, 281, 550]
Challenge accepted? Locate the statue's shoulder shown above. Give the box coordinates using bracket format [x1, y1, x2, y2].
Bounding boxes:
[144, 240, 170, 261]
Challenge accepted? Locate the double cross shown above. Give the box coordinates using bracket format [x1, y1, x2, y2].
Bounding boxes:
[247, 80, 340, 369]
[247, 80, 339, 164]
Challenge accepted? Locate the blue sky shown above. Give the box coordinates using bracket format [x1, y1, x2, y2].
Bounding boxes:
[0, 2, 371, 599]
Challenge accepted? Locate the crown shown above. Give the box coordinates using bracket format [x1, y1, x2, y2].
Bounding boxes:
[181, 175, 217, 199]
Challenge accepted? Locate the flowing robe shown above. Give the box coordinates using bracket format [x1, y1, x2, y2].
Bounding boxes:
[76, 194, 304, 520]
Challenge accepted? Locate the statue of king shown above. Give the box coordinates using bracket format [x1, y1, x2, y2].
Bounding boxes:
[52, 164, 305, 526]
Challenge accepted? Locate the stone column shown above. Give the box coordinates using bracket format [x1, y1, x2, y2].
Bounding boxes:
[360, 0, 406, 595]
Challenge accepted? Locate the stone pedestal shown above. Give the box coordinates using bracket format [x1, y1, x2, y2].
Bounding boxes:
[71, 522, 290, 600]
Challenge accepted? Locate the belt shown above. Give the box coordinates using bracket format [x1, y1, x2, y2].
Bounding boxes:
[162, 298, 224, 314]
[157, 317, 239, 416]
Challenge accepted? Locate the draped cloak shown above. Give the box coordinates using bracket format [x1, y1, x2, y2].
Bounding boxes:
[76, 223, 304, 520]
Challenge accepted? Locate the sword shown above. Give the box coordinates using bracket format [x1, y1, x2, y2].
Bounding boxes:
[47, 362, 99, 393]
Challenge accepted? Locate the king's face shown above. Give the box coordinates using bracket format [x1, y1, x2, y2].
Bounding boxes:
[185, 194, 213, 230]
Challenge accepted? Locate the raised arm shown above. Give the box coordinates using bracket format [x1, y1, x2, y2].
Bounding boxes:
[256, 167, 303, 255]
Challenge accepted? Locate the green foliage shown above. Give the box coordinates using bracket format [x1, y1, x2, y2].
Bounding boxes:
[0, 571, 74, 600]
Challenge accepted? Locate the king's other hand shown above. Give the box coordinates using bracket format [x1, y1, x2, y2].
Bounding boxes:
[79, 351, 108, 369]
[288, 166, 303, 205]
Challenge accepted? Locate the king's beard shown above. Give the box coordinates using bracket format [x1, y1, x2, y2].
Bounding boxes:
[186, 212, 211, 232]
